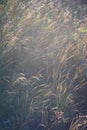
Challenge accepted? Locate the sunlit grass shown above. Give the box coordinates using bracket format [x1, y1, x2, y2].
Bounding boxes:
[0, 0, 87, 130]
[69, 115, 87, 130]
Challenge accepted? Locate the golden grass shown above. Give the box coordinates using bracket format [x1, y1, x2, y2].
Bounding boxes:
[69, 115, 87, 130]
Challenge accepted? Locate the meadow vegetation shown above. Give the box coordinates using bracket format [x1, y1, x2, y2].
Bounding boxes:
[0, 0, 87, 130]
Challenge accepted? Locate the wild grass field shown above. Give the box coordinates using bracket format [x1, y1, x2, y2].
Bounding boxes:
[0, 0, 87, 130]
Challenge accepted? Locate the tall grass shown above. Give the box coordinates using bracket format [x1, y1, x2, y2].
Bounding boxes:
[69, 115, 87, 130]
[0, 0, 87, 130]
